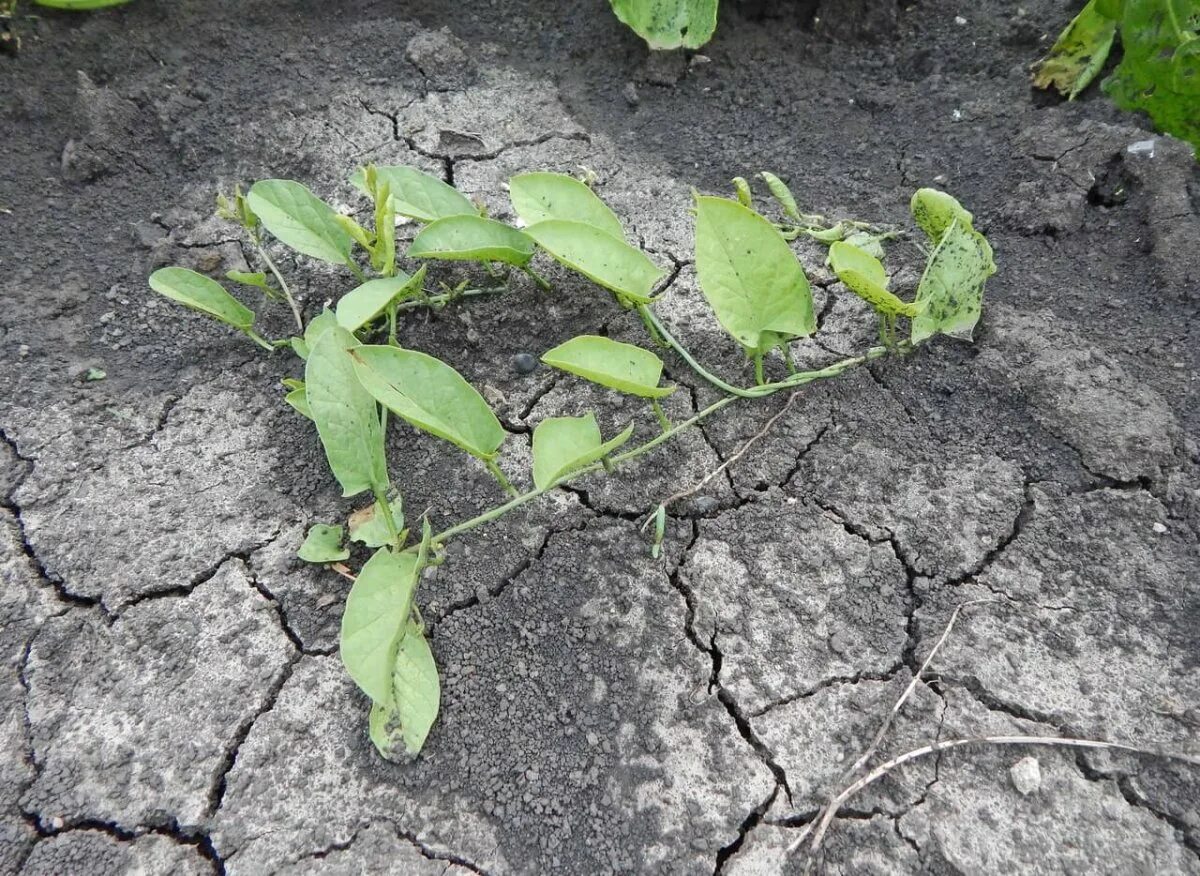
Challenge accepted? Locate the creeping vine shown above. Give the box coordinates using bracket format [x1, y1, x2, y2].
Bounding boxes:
[149, 165, 996, 759]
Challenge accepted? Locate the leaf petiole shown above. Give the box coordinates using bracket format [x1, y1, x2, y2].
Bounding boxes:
[253, 238, 304, 332]
[650, 398, 671, 433]
[485, 459, 520, 497]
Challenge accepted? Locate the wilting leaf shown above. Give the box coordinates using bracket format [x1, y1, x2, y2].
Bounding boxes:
[297, 523, 349, 563]
[758, 171, 802, 222]
[911, 218, 997, 344]
[732, 176, 753, 208]
[541, 335, 674, 398]
[246, 179, 354, 266]
[336, 267, 427, 332]
[305, 327, 389, 497]
[351, 345, 506, 460]
[509, 172, 625, 240]
[1103, 0, 1200, 154]
[408, 215, 535, 267]
[349, 495, 406, 548]
[351, 165, 476, 223]
[1032, 0, 1118, 99]
[148, 268, 254, 331]
[526, 220, 665, 305]
[609, 0, 718, 49]
[828, 241, 917, 318]
[693, 195, 816, 354]
[532, 414, 635, 489]
[340, 546, 421, 707]
[910, 188, 975, 244]
[368, 619, 440, 759]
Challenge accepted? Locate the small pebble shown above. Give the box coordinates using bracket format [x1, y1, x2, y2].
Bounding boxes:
[1010, 756, 1041, 795]
[512, 353, 538, 375]
[1152, 522, 1167, 534]
[691, 496, 719, 515]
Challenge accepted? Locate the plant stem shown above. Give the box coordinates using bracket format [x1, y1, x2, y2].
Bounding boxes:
[650, 398, 671, 432]
[782, 344, 798, 375]
[346, 260, 367, 283]
[254, 240, 304, 332]
[522, 266, 551, 291]
[244, 329, 277, 352]
[393, 286, 505, 313]
[636, 305, 760, 398]
[753, 351, 765, 386]
[431, 394, 739, 548]
[372, 487, 402, 549]
[485, 459, 519, 497]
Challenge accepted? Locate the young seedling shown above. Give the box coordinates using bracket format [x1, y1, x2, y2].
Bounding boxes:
[148, 164, 996, 761]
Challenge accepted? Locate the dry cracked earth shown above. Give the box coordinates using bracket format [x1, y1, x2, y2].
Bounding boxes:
[2, 0, 1200, 873]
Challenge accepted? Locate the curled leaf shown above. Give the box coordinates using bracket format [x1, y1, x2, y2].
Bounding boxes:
[1032, 0, 1118, 99]
[526, 220, 665, 306]
[340, 546, 421, 706]
[351, 165, 476, 223]
[368, 619, 440, 759]
[336, 267, 426, 332]
[828, 241, 917, 318]
[910, 218, 996, 344]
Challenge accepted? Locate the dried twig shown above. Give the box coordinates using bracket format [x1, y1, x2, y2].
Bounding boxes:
[785, 598, 1200, 862]
[789, 735, 1200, 856]
[655, 390, 801, 514]
[843, 598, 995, 782]
[329, 562, 357, 582]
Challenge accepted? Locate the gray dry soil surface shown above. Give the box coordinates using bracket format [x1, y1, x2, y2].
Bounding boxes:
[2, 0, 1200, 872]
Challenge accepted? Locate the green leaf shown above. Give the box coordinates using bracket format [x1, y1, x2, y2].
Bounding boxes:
[910, 188, 976, 244]
[525, 220, 665, 305]
[1103, 0, 1200, 153]
[246, 179, 354, 265]
[369, 619, 440, 759]
[508, 172, 625, 240]
[349, 496, 406, 548]
[758, 171, 801, 223]
[541, 335, 674, 398]
[1032, 0, 1118, 99]
[283, 380, 312, 420]
[371, 178, 397, 277]
[692, 195, 816, 355]
[408, 215, 535, 267]
[297, 523, 349, 563]
[225, 270, 271, 291]
[732, 177, 753, 208]
[290, 337, 309, 360]
[828, 241, 917, 318]
[351, 345, 506, 461]
[609, 0, 718, 49]
[305, 326, 389, 497]
[340, 546, 421, 707]
[304, 308, 339, 350]
[148, 268, 254, 331]
[911, 218, 997, 344]
[532, 414, 636, 490]
[336, 267, 427, 332]
[351, 165, 476, 223]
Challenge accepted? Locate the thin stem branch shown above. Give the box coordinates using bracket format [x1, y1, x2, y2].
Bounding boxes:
[244, 329, 277, 352]
[522, 266, 551, 291]
[485, 459, 520, 497]
[650, 398, 671, 432]
[372, 487, 402, 550]
[753, 350, 765, 385]
[254, 241, 304, 331]
[789, 736, 1200, 858]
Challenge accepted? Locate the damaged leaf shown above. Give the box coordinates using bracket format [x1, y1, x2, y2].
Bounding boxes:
[609, 0, 718, 49]
[298, 523, 349, 563]
[349, 495, 406, 548]
[828, 241, 917, 318]
[369, 619, 440, 759]
[1032, 0, 1118, 99]
[911, 217, 996, 344]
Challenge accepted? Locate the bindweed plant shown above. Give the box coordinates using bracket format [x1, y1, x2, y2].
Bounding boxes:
[149, 165, 995, 760]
